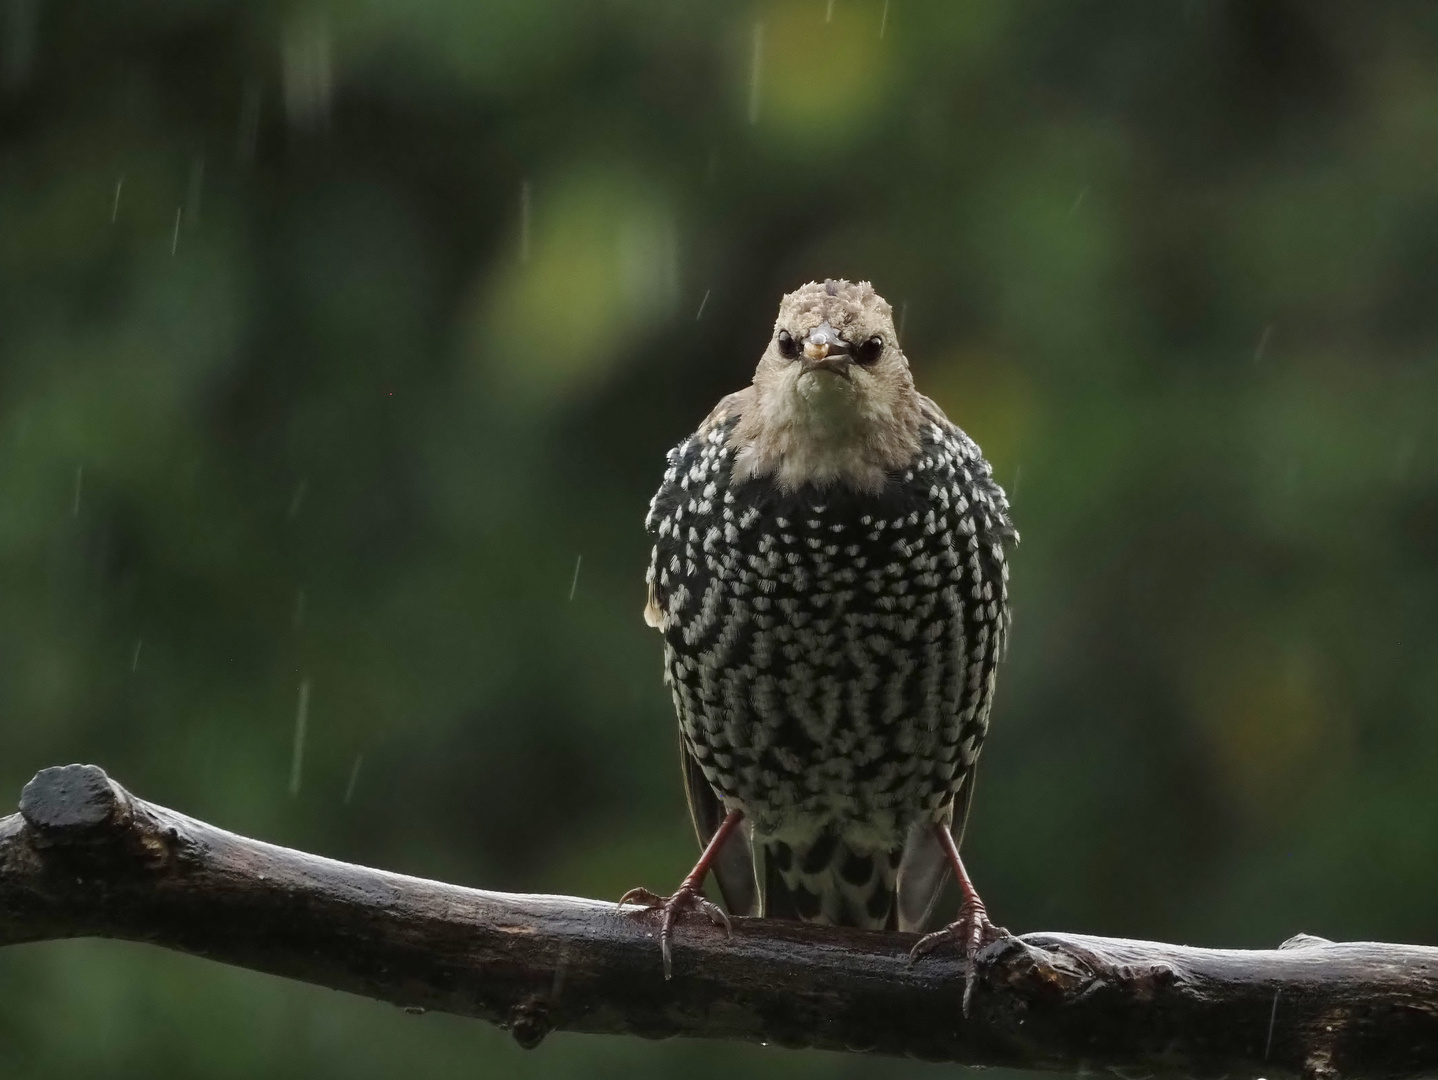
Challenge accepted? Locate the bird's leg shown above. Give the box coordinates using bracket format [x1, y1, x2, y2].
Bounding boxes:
[909, 823, 1009, 1015]
[618, 809, 743, 980]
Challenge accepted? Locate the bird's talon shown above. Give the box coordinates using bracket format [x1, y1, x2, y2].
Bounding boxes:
[616, 886, 664, 914]
[618, 881, 727, 979]
[908, 900, 1004, 961]
[909, 900, 1007, 1016]
[697, 896, 732, 935]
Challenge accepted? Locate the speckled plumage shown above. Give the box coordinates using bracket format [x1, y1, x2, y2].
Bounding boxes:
[643, 280, 1017, 933]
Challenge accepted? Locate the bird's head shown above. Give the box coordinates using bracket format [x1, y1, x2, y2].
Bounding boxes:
[731, 279, 923, 493]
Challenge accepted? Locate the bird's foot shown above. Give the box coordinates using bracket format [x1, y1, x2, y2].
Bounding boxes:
[617, 882, 731, 980]
[909, 897, 1010, 1016]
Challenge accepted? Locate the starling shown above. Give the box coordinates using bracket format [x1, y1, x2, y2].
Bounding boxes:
[622, 280, 1016, 1000]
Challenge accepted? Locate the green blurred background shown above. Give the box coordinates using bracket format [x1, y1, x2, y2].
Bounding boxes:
[4, 0, 1438, 1076]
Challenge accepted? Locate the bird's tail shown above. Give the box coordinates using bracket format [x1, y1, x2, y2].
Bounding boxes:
[756, 829, 904, 930]
[754, 821, 955, 931]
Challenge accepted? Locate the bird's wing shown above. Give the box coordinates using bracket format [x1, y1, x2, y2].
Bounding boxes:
[917, 392, 1019, 546]
[642, 393, 751, 632]
[697, 388, 750, 437]
[680, 739, 757, 916]
[644, 402, 756, 914]
[895, 766, 979, 932]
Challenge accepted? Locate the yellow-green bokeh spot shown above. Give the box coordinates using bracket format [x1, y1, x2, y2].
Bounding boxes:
[925, 346, 1037, 476]
[1190, 635, 1351, 817]
[471, 169, 678, 407]
[751, 0, 895, 148]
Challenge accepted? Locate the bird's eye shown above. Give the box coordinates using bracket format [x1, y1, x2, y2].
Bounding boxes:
[776, 329, 799, 359]
[855, 335, 884, 364]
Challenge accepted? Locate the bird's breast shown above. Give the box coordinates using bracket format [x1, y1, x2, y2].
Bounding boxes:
[646, 414, 1011, 834]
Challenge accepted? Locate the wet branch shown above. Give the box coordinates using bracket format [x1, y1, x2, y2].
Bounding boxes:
[2, 765, 1436, 1078]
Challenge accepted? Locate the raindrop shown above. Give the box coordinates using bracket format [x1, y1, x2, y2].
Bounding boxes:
[695, 289, 711, 322]
[286, 478, 308, 520]
[292, 588, 307, 629]
[111, 175, 124, 223]
[203, 725, 218, 780]
[281, 15, 331, 130]
[1393, 434, 1418, 483]
[748, 22, 764, 125]
[897, 299, 908, 345]
[72, 465, 82, 516]
[130, 639, 142, 674]
[825, 0, 834, 22]
[519, 180, 532, 263]
[617, 213, 679, 315]
[1067, 186, 1088, 217]
[2, 0, 37, 87]
[185, 155, 205, 227]
[170, 206, 182, 256]
[1253, 324, 1273, 362]
[1263, 988, 1280, 1060]
[550, 947, 571, 997]
[568, 554, 583, 602]
[879, 0, 889, 38]
[1009, 464, 1022, 505]
[344, 753, 363, 805]
[289, 678, 311, 797]
[237, 78, 262, 163]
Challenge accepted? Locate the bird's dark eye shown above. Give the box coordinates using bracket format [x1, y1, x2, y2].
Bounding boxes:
[776, 329, 799, 359]
[855, 335, 884, 364]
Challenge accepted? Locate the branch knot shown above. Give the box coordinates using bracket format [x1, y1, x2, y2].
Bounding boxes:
[19, 764, 132, 844]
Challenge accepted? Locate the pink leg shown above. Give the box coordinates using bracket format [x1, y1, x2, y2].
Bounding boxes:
[619, 810, 743, 980]
[909, 823, 1008, 1014]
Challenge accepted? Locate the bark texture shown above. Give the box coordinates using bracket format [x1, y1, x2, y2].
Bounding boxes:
[2, 764, 1435, 1078]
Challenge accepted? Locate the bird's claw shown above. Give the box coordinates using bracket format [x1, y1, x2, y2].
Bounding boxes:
[618, 882, 731, 980]
[909, 898, 1009, 1017]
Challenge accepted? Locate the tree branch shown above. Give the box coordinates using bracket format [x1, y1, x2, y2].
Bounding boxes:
[2, 766, 1434, 1077]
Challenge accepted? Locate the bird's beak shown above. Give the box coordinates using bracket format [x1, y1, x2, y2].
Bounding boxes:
[800, 321, 853, 380]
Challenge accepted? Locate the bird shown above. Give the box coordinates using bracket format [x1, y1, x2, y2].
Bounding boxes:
[621, 279, 1017, 1006]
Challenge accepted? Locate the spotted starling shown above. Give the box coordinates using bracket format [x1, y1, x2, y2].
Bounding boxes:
[622, 279, 1016, 998]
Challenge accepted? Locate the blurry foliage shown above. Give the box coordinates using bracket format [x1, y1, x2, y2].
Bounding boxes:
[3, 1, 1438, 1077]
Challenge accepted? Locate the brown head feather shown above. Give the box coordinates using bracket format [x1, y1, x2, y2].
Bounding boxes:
[729, 280, 923, 494]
